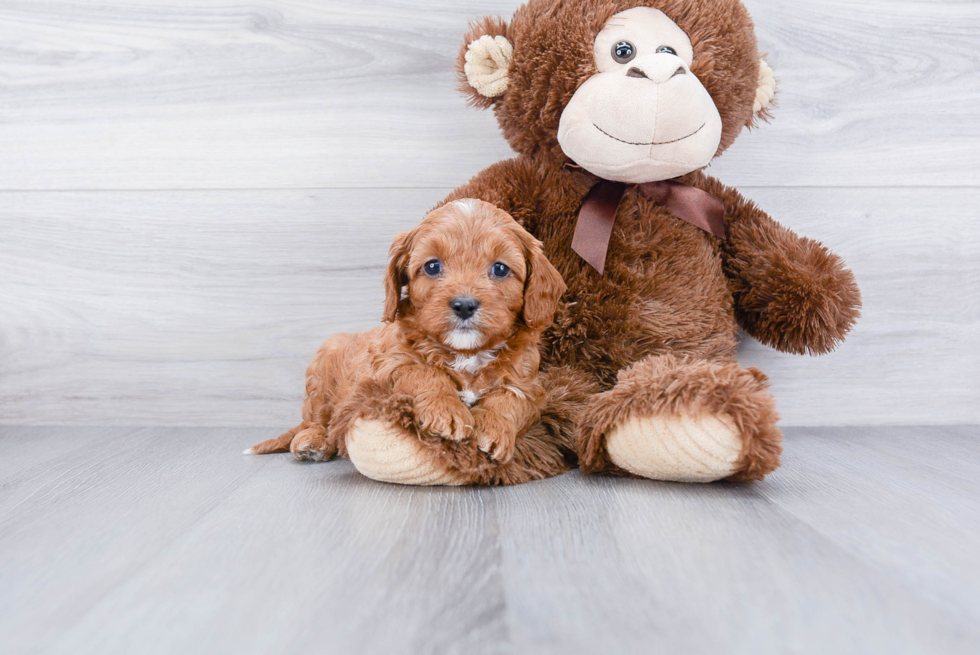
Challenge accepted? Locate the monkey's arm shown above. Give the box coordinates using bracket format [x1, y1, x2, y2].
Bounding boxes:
[694, 173, 861, 355]
[438, 157, 544, 221]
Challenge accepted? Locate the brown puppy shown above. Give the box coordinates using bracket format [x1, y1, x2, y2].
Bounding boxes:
[246, 199, 566, 465]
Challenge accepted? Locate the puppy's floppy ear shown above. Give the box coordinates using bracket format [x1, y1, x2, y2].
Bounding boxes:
[515, 228, 566, 331]
[383, 230, 413, 323]
[456, 16, 512, 109]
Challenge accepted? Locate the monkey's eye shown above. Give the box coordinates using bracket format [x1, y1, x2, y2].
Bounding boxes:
[612, 41, 636, 64]
[423, 259, 442, 277]
[490, 262, 511, 279]
[657, 45, 677, 55]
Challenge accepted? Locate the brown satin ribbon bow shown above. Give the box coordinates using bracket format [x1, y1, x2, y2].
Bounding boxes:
[567, 166, 727, 274]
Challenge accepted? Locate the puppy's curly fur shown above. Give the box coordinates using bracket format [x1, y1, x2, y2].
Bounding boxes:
[247, 199, 566, 466]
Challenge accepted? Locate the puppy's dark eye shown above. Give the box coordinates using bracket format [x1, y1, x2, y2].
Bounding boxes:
[491, 262, 511, 279]
[612, 41, 636, 64]
[423, 259, 442, 277]
[657, 45, 677, 55]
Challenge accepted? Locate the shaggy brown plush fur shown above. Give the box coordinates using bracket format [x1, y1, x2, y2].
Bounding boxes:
[313, 0, 859, 484]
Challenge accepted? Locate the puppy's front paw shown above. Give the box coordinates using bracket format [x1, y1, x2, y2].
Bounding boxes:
[473, 409, 517, 463]
[414, 393, 473, 442]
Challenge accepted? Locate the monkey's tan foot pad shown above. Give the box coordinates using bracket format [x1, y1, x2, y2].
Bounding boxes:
[605, 413, 742, 483]
[346, 419, 466, 486]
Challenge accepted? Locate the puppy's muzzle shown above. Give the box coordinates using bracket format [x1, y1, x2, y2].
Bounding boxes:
[450, 296, 480, 321]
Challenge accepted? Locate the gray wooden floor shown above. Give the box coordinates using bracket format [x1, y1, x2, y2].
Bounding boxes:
[2, 426, 978, 654]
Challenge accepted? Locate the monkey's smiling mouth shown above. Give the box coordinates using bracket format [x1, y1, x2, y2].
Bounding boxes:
[593, 122, 706, 146]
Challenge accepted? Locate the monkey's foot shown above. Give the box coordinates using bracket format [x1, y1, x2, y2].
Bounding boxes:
[337, 366, 589, 486]
[346, 419, 466, 486]
[577, 355, 782, 482]
[605, 414, 742, 482]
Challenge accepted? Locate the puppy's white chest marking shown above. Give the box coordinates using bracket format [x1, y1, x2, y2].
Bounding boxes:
[458, 388, 482, 407]
[504, 385, 526, 400]
[451, 348, 497, 406]
[451, 349, 498, 375]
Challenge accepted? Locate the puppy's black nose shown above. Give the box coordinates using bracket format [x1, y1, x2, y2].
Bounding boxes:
[451, 296, 480, 320]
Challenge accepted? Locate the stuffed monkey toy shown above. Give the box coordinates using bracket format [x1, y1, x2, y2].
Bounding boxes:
[341, 0, 861, 485]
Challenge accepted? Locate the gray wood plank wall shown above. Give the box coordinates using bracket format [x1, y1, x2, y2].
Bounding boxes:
[0, 0, 977, 427]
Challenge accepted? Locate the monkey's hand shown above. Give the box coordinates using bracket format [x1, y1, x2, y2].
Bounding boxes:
[695, 172, 862, 356]
[727, 231, 861, 356]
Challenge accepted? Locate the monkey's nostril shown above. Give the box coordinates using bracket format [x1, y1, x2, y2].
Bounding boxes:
[626, 67, 648, 79]
[451, 296, 480, 320]
[671, 66, 686, 78]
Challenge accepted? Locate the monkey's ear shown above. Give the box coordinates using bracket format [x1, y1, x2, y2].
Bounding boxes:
[383, 231, 413, 323]
[751, 58, 776, 123]
[456, 17, 512, 109]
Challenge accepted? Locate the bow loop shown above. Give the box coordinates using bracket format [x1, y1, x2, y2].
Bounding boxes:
[569, 171, 726, 274]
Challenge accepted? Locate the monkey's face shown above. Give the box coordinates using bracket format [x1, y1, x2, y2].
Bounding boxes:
[556, 7, 724, 184]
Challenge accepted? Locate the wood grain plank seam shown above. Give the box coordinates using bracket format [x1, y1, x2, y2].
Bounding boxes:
[34, 453, 276, 639]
